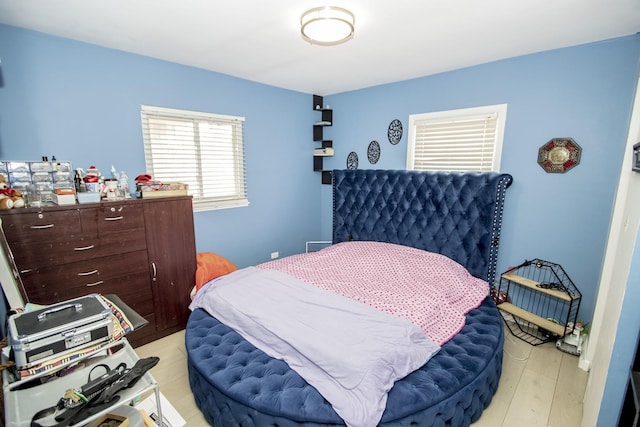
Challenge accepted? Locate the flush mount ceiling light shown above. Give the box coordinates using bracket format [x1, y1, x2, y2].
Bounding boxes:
[300, 6, 355, 46]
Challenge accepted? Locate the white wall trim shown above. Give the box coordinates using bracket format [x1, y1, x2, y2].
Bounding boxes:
[580, 74, 640, 427]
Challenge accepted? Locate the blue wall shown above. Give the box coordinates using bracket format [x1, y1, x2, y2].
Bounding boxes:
[0, 24, 322, 267]
[1, 23, 639, 326]
[320, 35, 640, 324]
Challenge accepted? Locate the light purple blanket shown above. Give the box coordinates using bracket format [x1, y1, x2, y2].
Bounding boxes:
[189, 266, 440, 427]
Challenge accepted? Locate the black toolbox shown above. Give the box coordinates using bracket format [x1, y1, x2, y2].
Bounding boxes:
[8, 294, 113, 369]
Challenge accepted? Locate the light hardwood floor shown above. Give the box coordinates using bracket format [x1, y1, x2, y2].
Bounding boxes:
[136, 327, 589, 427]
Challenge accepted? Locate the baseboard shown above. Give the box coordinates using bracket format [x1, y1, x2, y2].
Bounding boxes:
[578, 334, 591, 371]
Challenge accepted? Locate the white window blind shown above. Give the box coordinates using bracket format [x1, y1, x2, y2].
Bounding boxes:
[407, 104, 507, 172]
[140, 105, 248, 212]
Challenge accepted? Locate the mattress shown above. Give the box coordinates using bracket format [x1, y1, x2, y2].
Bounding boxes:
[185, 296, 503, 426]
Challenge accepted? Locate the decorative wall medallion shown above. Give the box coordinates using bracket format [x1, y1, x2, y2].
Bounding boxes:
[367, 140, 380, 164]
[388, 119, 403, 145]
[346, 151, 359, 170]
[537, 138, 582, 173]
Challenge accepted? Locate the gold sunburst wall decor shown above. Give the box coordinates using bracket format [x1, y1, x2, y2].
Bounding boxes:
[537, 138, 582, 173]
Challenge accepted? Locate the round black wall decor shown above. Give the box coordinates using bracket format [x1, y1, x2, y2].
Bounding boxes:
[346, 151, 359, 170]
[388, 119, 403, 145]
[367, 140, 381, 164]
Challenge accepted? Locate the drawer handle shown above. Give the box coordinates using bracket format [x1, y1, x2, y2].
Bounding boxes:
[85, 280, 104, 287]
[77, 269, 99, 276]
[104, 216, 124, 221]
[29, 224, 54, 229]
[73, 245, 96, 251]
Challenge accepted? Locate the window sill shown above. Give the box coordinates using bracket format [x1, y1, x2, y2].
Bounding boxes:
[192, 198, 249, 212]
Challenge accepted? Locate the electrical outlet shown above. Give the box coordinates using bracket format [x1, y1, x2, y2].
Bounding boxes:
[271, 251, 279, 259]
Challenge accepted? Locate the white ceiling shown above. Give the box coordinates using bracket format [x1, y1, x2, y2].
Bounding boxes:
[0, 0, 639, 95]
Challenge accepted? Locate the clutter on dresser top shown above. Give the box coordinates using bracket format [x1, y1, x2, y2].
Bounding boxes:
[0, 158, 188, 207]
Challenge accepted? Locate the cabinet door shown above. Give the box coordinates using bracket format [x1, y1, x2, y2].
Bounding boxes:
[143, 197, 196, 332]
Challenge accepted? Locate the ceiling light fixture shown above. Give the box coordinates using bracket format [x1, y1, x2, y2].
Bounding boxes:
[300, 6, 355, 46]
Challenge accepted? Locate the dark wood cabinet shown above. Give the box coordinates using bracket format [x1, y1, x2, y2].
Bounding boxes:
[0, 196, 196, 347]
[143, 197, 196, 333]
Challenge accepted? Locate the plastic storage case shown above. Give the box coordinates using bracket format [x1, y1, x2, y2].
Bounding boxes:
[1, 159, 73, 203]
[8, 294, 113, 369]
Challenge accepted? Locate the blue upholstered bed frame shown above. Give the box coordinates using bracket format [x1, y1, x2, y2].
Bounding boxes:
[186, 170, 513, 427]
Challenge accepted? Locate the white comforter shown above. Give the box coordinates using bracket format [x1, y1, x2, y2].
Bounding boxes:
[189, 266, 440, 427]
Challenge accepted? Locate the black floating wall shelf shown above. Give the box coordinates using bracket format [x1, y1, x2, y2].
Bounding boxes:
[312, 94, 333, 185]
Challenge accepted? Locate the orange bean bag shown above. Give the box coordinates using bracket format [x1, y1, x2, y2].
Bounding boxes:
[194, 252, 238, 293]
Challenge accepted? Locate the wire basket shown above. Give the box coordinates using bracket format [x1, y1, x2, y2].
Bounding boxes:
[495, 259, 582, 345]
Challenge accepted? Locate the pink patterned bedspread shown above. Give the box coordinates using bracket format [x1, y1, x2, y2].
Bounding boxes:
[258, 241, 489, 345]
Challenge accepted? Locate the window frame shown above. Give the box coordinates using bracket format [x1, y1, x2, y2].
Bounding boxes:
[140, 105, 248, 212]
[406, 104, 507, 172]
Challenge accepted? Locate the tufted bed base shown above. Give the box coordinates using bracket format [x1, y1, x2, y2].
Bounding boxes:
[186, 170, 512, 427]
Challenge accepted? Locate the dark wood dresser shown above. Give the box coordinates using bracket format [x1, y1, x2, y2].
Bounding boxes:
[0, 196, 197, 347]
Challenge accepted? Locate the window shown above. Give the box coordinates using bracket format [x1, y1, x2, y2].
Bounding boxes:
[407, 104, 507, 172]
[140, 105, 248, 212]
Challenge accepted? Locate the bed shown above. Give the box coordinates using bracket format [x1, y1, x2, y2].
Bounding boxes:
[185, 169, 513, 427]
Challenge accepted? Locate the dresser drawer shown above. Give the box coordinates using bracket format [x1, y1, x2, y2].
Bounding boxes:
[98, 203, 144, 234]
[106, 273, 155, 316]
[26, 272, 153, 316]
[127, 313, 157, 347]
[21, 250, 149, 293]
[12, 228, 147, 271]
[1, 209, 84, 243]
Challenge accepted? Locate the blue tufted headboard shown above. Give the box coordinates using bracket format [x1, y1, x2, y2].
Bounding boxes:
[332, 170, 512, 285]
